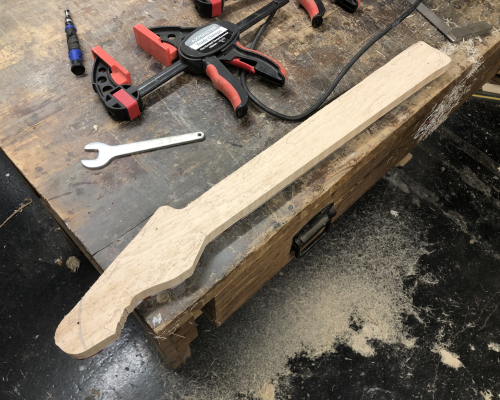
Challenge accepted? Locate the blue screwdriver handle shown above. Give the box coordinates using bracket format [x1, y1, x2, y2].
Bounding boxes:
[65, 7, 85, 75]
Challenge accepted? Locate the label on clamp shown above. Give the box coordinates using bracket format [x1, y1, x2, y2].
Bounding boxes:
[185, 24, 231, 53]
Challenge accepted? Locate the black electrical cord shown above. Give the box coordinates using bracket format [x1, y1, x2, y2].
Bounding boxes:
[240, 0, 424, 121]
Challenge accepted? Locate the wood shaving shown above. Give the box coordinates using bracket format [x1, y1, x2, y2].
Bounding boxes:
[179, 206, 428, 398]
[0, 199, 33, 229]
[66, 256, 81, 273]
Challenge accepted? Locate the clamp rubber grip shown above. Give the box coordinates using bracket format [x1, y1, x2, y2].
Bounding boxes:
[112, 89, 141, 120]
[297, 0, 325, 28]
[91, 46, 143, 121]
[133, 24, 178, 67]
[220, 42, 286, 86]
[91, 46, 132, 86]
[335, 0, 359, 13]
[204, 56, 248, 118]
[193, 0, 223, 18]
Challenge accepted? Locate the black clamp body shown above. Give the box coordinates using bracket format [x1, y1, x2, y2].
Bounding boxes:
[193, 0, 224, 18]
[151, 21, 287, 117]
[335, 0, 359, 13]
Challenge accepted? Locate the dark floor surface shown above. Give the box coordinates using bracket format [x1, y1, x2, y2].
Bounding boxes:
[1, 98, 499, 400]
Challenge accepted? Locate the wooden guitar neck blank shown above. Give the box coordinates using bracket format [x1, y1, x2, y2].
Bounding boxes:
[55, 41, 451, 359]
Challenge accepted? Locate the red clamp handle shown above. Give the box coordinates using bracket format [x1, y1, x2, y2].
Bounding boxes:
[219, 42, 286, 86]
[297, 0, 325, 28]
[236, 42, 286, 82]
[204, 56, 248, 118]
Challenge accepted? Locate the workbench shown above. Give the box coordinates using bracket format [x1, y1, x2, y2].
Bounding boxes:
[1, 0, 499, 368]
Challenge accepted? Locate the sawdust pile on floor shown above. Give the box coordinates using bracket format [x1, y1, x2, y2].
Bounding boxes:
[179, 205, 429, 399]
[66, 256, 80, 273]
[481, 390, 494, 400]
[260, 383, 275, 400]
[488, 342, 500, 352]
[432, 345, 463, 370]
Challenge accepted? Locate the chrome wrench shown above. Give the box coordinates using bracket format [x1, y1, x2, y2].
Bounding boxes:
[82, 132, 205, 169]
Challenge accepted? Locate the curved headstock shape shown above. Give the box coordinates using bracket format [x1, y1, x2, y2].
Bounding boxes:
[55, 206, 209, 359]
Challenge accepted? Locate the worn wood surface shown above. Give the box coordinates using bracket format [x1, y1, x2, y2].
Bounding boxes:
[54, 41, 450, 359]
[1, 0, 499, 364]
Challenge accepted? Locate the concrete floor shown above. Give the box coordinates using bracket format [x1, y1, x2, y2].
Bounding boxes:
[1, 99, 499, 399]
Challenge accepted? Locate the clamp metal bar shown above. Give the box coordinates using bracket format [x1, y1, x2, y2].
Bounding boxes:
[138, 61, 189, 97]
[407, 0, 492, 42]
[236, 0, 289, 33]
[407, 0, 454, 41]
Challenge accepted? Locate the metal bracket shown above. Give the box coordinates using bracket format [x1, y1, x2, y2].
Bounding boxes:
[407, 0, 492, 42]
[291, 202, 337, 258]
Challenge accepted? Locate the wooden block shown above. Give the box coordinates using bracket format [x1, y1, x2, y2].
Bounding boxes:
[195, 37, 500, 337]
[166, 317, 198, 351]
[157, 339, 191, 370]
[396, 153, 413, 167]
[55, 41, 451, 359]
[132, 311, 190, 370]
[482, 83, 500, 95]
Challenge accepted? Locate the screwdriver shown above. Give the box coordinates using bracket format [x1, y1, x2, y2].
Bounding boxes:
[64, 6, 85, 75]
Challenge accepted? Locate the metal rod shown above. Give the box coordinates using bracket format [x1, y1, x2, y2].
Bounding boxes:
[237, 0, 289, 33]
[407, 0, 454, 41]
[138, 61, 189, 97]
[407, 0, 492, 42]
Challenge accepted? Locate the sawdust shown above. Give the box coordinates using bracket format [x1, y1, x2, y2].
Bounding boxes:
[0, 199, 33, 229]
[260, 383, 275, 400]
[481, 390, 493, 400]
[416, 38, 484, 143]
[66, 256, 80, 273]
[181, 205, 428, 398]
[488, 342, 500, 352]
[432, 345, 463, 369]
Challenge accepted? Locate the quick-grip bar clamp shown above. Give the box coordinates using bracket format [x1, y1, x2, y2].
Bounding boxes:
[91, 0, 288, 122]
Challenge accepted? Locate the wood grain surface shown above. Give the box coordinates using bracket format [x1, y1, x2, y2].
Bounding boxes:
[1, 0, 499, 365]
[54, 42, 450, 358]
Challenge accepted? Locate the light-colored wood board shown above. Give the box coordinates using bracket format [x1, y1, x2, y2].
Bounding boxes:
[55, 41, 451, 359]
[482, 83, 500, 95]
[396, 153, 413, 167]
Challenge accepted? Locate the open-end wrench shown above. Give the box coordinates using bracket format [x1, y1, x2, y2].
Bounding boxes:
[82, 132, 205, 169]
